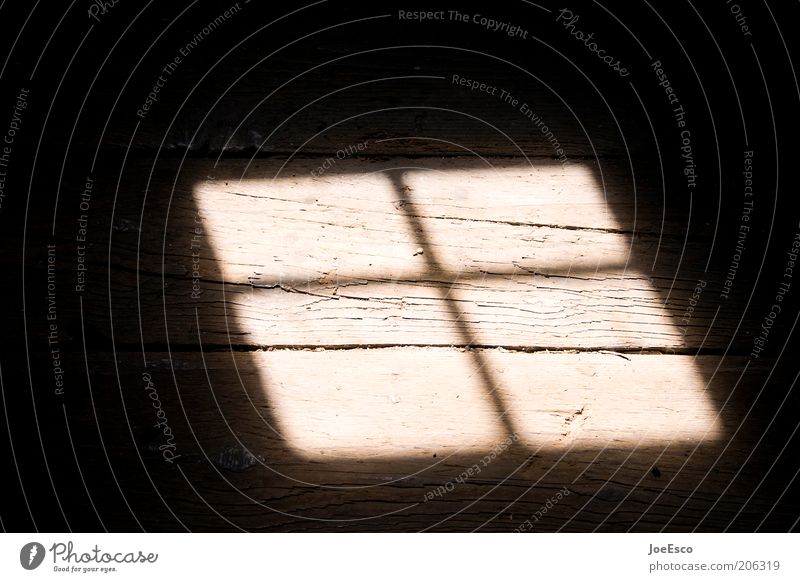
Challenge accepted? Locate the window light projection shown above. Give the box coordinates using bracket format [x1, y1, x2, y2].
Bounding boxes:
[188, 157, 722, 459]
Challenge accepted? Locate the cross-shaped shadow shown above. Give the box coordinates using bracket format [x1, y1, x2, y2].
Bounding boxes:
[385, 168, 519, 442]
[81, 149, 777, 533]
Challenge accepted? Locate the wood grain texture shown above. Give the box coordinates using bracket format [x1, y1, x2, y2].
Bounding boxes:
[97, 271, 730, 350]
[87, 157, 735, 350]
[54, 350, 783, 532]
[5, 4, 797, 535]
[9, 156, 744, 352]
[145, 348, 728, 455]
[10, 155, 777, 531]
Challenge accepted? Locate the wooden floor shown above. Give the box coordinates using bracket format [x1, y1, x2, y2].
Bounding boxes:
[13, 153, 789, 531]
[3, 14, 799, 530]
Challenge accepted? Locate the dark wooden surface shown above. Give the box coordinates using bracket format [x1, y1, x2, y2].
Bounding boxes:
[1, 0, 799, 532]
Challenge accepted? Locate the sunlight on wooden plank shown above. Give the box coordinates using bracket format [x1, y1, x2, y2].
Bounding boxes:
[252, 350, 722, 459]
[190, 160, 723, 456]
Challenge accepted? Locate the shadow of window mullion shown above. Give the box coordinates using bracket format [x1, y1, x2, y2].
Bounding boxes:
[386, 169, 520, 443]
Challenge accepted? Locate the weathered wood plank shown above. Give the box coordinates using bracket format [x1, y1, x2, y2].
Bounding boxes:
[11, 157, 738, 351]
[161, 349, 728, 455]
[54, 350, 784, 531]
[91, 157, 730, 349]
[3, 153, 747, 358]
[98, 270, 729, 350]
[86, 350, 763, 460]
[129, 156, 674, 234]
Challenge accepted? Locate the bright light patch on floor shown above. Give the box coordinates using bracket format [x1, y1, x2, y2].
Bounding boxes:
[191, 159, 723, 458]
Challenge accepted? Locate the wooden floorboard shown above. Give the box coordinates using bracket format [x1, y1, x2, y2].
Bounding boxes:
[19, 157, 748, 351]
[40, 350, 786, 531]
[6, 155, 785, 530]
